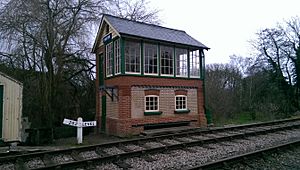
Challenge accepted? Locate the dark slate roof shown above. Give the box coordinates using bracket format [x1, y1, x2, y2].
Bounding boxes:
[104, 15, 209, 49]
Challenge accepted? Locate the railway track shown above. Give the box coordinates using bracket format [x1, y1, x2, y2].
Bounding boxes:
[0, 118, 300, 170]
[189, 139, 300, 170]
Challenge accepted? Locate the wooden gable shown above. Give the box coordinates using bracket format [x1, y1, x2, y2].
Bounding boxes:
[93, 17, 120, 53]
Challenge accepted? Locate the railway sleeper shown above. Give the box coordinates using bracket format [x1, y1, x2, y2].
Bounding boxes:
[141, 155, 156, 162]
[70, 151, 83, 161]
[118, 144, 133, 152]
[15, 158, 27, 170]
[42, 154, 55, 166]
[114, 160, 132, 169]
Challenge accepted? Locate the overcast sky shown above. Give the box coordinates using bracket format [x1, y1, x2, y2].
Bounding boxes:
[149, 0, 300, 64]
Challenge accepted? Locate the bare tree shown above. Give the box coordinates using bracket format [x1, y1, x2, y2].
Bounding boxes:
[108, 0, 161, 24]
[205, 63, 243, 123]
[252, 16, 300, 113]
[0, 0, 161, 128]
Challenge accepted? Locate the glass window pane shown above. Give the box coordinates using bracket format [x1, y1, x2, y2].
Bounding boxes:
[190, 50, 200, 77]
[160, 46, 174, 75]
[106, 43, 113, 76]
[145, 96, 159, 111]
[125, 40, 141, 73]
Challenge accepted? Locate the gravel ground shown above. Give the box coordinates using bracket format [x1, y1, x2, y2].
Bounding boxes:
[161, 139, 181, 145]
[124, 144, 145, 151]
[190, 135, 211, 140]
[94, 163, 123, 170]
[52, 133, 123, 146]
[2, 123, 299, 170]
[75, 162, 123, 170]
[79, 150, 99, 159]
[176, 137, 197, 142]
[143, 142, 165, 148]
[51, 154, 74, 164]
[203, 134, 223, 138]
[0, 163, 15, 170]
[122, 130, 300, 170]
[228, 144, 300, 170]
[102, 146, 125, 155]
[25, 158, 45, 169]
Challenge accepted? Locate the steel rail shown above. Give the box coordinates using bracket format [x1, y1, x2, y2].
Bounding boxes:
[0, 117, 299, 169]
[32, 121, 300, 169]
[186, 139, 300, 170]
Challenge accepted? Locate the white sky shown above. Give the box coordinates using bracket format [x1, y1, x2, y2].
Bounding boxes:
[149, 0, 300, 64]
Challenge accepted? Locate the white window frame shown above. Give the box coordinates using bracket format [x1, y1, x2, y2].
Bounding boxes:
[175, 48, 188, 77]
[175, 95, 188, 111]
[144, 43, 158, 75]
[144, 95, 159, 112]
[114, 39, 121, 75]
[106, 42, 113, 77]
[189, 49, 200, 78]
[125, 40, 141, 74]
[160, 45, 174, 76]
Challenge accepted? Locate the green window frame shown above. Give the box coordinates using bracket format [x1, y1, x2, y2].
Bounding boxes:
[189, 49, 200, 78]
[114, 39, 121, 75]
[144, 43, 158, 75]
[125, 40, 141, 74]
[106, 42, 113, 77]
[175, 48, 188, 77]
[160, 45, 174, 76]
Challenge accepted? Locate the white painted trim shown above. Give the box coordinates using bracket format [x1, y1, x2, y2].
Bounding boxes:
[144, 95, 159, 112]
[124, 40, 142, 74]
[106, 42, 113, 77]
[125, 72, 141, 75]
[114, 39, 121, 75]
[144, 42, 159, 75]
[144, 73, 159, 76]
[161, 73, 174, 77]
[176, 74, 188, 78]
[175, 95, 188, 111]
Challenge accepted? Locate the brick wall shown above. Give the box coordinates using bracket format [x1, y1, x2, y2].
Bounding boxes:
[131, 87, 198, 118]
[100, 76, 207, 136]
[106, 95, 119, 118]
[107, 115, 200, 136]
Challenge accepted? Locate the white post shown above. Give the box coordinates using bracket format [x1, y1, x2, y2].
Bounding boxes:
[77, 117, 83, 144]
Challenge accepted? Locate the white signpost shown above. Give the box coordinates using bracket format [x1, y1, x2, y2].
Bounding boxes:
[63, 117, 96, 144]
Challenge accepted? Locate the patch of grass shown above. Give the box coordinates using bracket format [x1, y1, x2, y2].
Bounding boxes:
[213, 112, 278, 126]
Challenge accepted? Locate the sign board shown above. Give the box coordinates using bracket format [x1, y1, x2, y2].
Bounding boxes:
[62, 117, 97, 144]
[63, 118, 78, 127]
[82, 121, 97, 127]
[102, 33, 112, 44]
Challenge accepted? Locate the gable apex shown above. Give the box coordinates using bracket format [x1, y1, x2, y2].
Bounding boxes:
[92, 15, 120, 53]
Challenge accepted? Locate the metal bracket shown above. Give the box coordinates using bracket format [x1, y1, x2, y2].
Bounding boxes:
[100, 85, 119, 101]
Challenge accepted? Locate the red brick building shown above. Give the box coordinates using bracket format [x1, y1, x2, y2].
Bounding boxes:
[92, 15, 209, 136]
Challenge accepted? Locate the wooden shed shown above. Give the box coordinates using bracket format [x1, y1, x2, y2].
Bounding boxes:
[0, 71, 23, 142]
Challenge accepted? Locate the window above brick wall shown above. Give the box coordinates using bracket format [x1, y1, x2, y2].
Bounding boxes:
[145, 95, 159, 112]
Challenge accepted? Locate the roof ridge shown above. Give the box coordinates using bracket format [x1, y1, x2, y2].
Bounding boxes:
[103, 13, 186, 33]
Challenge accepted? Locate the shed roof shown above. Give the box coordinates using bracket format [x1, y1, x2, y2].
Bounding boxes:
[0, 71, 23, 86]
[93, 14, 209, 51]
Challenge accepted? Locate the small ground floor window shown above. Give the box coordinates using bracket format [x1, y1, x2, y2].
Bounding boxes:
[145, 95, 159, 112]
[175, 95, 187, 110]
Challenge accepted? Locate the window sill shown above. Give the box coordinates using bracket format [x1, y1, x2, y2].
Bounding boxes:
[144, 111, 162, 116]
[174, 109, 190, 114]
